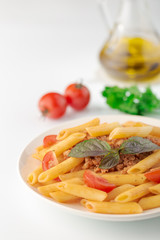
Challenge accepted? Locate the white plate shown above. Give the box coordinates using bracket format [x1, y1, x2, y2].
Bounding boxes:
[18, 114, 160, 222]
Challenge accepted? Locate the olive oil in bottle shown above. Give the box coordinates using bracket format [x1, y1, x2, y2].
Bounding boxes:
[98, 0, 160, 81]
[100, 37, 160, 81]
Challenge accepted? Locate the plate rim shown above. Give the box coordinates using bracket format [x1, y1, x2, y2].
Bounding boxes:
[18, 114, 160, 222]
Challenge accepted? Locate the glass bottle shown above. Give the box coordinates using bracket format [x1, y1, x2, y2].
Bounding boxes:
[99, 0, 160, 81]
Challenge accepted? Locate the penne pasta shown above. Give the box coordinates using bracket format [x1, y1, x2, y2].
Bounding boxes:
[59, 170, 85, 181]
[109, 126, 153, 140]
[38, 157, 84, 183]
[81, 199, 88, 207]
[33, 132, 86, 160]
[32, 152, 44, 161]
[39, 179, 58, 186]
[57, 118, 100, 140]
[101, 171, 122, 176]
[38, 183, 59, 196]
[70, 162, 84, 172]
[36, 145, 44, 151]
[86, 122, 121, 137]
[106, 184, 135, 201]
[32, 146, 54, 161]
[115, 182, 155, 203]
[52, 132, 86, 157]
[149, 184, 160, 194]
[149, 126, 160, 138]
[152, 162, 160, 168]
[123, 121, 145, 127]
[37, 177, 84, 196]
[50, 191, 80, 203]
[27, 165, 43, 185]
[123, 121, 160, 138]
[100, 171, 122, 176]
[81, 200, 143, 214]
[127, 150, 160, 174]
[102, 174, 147, 186]
[139, 194, 160, 210]
[57, 182, 107, 201]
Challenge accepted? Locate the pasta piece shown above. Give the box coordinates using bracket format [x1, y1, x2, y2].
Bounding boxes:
[57, 182, 107, 201]
[59, 170, 85, 181]
[149, 184, 160, 194]
[27, 165, 43, 185]
[115, 182, 155, 203]
[33, 132, 86, 160]
[109, 126, 152, 140]
[38, 183, 59, 196]
[123, 121, 160, 137]
[32, 146, 52, 161]
[32, 152, 44, 161]
[99, 171, 122, 176]
[86, 122, 120, 137]
[36, 145, 44, 151]
[52, 132, 86, 157]
[139, 194, 160, 210]
[102, 174, 146, 186]
[123, 121, 145, 127]
[38, 157, 84, 183]
[81, 200, 142, 214]
[149, 126, 160, 138]
[81, 199, 88, 207]
[38, 177, 84, 196]
[127, 150, 160, 174]
[50, 191, 80, 203]
[152, 162, 160, 168]
[70, 162, 84, 172]
[57, 118, 100, 140]
[39, 179, 58, 186]
[106, 184, 134, 201]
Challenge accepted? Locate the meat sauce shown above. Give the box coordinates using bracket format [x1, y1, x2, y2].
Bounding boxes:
[63, 135, 160, 174]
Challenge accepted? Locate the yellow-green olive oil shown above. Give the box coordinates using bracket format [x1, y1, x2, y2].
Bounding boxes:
[100, 37, 160, 80]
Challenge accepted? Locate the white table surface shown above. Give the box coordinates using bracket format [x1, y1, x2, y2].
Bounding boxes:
[1, 0, 160, 239]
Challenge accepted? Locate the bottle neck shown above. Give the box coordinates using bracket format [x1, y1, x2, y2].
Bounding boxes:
[117, 0, 151, 31]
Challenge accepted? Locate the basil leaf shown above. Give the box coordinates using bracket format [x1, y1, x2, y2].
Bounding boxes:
[120, 136, 160, 154]
[68, 139, 111, 158]
[99, 150, 120, 169]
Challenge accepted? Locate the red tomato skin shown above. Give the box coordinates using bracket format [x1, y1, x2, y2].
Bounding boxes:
[144, 169, 160, 183]
[43, 135, 57, 148]
[64, 83, 90, 110]
[54, 177, 61, 182]
[42, 151, 58, 171]
[39, 92, 67, 119]
[83, 170, 116, 193]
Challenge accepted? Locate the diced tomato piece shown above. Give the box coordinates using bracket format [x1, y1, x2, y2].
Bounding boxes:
[54, 177, 61, 182]
[144, 168, 160, 183]
[83, 170, 116, 193]
[43, 135, 57, 148]
[42, 151, 58, 171]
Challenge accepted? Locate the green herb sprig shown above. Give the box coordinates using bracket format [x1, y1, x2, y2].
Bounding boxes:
[102, 86, 160, 115]
[68, 137, 160, 169]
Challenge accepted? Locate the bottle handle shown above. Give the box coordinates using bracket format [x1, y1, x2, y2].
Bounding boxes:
[98, 0, 113, 32]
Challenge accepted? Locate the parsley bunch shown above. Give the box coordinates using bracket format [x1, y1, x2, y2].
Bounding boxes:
[102, 86, 160, 115]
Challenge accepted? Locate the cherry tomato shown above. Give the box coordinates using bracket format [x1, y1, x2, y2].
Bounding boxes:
[83, 170, 116, 193]
[39, 92, 67, 119]
[144, 168, 160, 183]
[42, 151, 58, 171]
[43, 135, 57, 148]
[64, 83, 90, 110]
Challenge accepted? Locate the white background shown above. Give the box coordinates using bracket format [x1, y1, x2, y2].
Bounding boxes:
[1, 0, 160, 239]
